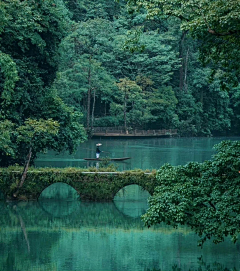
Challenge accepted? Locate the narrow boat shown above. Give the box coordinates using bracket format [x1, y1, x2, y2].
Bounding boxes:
[84, 157, 131, 161]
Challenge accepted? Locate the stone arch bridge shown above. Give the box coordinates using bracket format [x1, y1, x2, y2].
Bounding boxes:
[0, 170, 158, 201]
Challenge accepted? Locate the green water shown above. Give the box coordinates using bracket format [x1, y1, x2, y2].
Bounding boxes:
[35, 137, 240, 170]
[1, 184, 240, 271]
[0, 200, 239, 271]
[2, 137, 240, 270]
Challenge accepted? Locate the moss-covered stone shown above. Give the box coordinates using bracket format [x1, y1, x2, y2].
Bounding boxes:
[0, 167, 157, 201]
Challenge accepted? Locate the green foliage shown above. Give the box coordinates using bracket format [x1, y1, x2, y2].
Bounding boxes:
[56, 14, 181, 131]
[0, 118, 63, 166]
[98, 157, 113, 168]
[0, 52, 19, 107]
[142, 141, 240, 245]
[65, 0, 123, 22]
[1, 0, 240, 170]
[126, 0, 240, 85]
[15, 118, 60, 163]
[55, 18, 117, 128]
[0, 0, 86, 166]
[0, 120, 16, 158]
[55, 1, 237, 135]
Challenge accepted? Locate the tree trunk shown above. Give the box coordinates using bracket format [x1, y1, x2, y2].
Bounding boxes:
[13, 146, 32, 198]
[184, 47, 189, 92]
[87, 56, 92, 130]
[87, 88, 91, 130]
[200, 89, 204, 104]
[13, 205, 31, 252]
[124, 92, 127, 133]
[91, 89, 96, 130]
[179, 31, 187, 91]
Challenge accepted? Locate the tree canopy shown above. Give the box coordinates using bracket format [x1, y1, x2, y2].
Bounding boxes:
[1, 0, 240, 168]
[0, 0, 86, 166]
[125, 0, 240, 86]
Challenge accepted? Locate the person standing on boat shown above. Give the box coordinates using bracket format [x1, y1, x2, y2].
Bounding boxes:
[96, 143, 102, 159]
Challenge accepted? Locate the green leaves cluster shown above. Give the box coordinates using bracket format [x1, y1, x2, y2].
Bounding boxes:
[0, 120, 15, 158]
[0, 52, 18, 104]
[0, 118, 60, 166]
[126, 0, 240, 85]
[0, 0, 86, 166]
[143, 140, 240, 245]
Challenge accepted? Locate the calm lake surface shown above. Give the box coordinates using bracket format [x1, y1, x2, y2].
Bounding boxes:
[36, 136, 240, 170]
[1, 197, 240, 271]
[1, 137, 240, 270]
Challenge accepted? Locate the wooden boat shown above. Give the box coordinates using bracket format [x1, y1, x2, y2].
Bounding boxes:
[84, 157, 131, 161]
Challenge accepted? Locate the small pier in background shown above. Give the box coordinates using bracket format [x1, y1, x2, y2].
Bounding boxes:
[92, 127, 178, 137]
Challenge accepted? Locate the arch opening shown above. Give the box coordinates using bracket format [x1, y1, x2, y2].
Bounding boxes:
[113, 184, 150, 218]
[38, 182, 80, 201]
[38, 182, 80, 218]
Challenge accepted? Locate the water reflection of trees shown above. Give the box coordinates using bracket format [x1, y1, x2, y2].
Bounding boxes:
[1, 202, 239, 271]
[0, 207, 60, 271]
[0, 201, 147, 229]
[0, 201, 147, 271]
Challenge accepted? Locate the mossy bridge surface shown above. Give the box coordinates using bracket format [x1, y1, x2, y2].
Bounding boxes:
[0, 169, 158, 201]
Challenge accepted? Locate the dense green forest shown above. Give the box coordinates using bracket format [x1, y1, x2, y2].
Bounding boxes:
[1, 0, 240, 166]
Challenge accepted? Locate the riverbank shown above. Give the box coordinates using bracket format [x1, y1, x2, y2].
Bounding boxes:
[91, 127, 178, 137]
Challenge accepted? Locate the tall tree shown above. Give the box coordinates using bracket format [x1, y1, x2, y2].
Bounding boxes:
[55, 19, 116, 131]
[116, 78, 142, 132]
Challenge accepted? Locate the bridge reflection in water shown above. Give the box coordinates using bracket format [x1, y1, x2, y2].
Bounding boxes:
[1, 199, 240, 271]
[38, 183, 150, 218]
[1, 179, 240, 271]
[114, 184, 150, 218]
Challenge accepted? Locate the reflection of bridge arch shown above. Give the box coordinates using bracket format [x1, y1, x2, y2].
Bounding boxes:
[114, 184, 150, 218]
[0, 171, 157, 201]
[38, 199, 81, 218]
[114, 184, 151, 201]
[38, 183, 81, 218]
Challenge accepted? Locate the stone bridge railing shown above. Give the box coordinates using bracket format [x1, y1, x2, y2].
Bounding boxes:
[0, 170, 158, 201]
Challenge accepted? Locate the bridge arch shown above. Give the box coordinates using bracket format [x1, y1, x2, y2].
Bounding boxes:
[0, 170, 157, 201]
[38, 182, 80, 200]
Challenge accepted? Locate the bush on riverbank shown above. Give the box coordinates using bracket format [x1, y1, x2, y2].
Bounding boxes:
[143, 140, 240, 245]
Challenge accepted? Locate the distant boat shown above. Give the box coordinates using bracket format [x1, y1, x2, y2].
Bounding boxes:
[84, 157, 131, 161]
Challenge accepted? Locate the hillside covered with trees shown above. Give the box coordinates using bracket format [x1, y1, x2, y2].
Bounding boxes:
[1, 0, 240, 166]
[57, 0, 240, 137]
